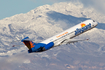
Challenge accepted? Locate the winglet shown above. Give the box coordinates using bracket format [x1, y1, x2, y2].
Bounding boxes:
[87, 39, 89, 40]
[12, 45, 15, 47]
[86, 38, 89, 41]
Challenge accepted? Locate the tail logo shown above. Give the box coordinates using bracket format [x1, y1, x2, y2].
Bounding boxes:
[23, 41, 35, 49]
[30, 41, 35, 48]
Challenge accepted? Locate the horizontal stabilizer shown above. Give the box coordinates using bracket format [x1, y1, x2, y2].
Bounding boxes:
[21, 37, 30, 42]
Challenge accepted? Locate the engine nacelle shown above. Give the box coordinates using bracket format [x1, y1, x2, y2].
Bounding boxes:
[28, 43, 46, 53]
[28, 49, 33, 53]
[28, 42, 54, 53]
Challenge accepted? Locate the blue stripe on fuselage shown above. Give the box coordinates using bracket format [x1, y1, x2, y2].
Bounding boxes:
[44, 42, 54, 50]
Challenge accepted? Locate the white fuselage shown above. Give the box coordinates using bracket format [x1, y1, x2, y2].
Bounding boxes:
[41, 20, 98, 46]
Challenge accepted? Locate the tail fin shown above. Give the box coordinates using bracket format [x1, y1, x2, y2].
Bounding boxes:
[21, 37, 37, 50]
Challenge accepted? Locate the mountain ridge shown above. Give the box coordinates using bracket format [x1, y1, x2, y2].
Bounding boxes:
[0, 1, 105, 57]
[0, 2, 105, 70]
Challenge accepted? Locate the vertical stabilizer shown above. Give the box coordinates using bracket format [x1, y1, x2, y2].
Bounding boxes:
[21, 37, 37, 49]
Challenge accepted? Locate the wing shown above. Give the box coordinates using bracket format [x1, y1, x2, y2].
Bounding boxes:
[59, 38, 89, 45]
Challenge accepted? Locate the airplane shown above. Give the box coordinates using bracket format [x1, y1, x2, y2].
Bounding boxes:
[14, 20, 98, 53]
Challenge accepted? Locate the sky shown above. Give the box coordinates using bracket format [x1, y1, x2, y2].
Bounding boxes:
[0, 0, 105, 20]
[0, 0, 52, 20]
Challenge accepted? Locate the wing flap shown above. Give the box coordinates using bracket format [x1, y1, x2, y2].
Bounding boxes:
[60, 38, 89, 45]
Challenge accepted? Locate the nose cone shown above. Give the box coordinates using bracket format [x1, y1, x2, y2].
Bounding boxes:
[93, 20, 98, 27]
[94, 22, 98, 26]
[96, 22, 98, 26]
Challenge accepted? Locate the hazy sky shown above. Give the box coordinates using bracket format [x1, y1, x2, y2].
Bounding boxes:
[0, 0, 52, 20]
[0, 0, 105, 20]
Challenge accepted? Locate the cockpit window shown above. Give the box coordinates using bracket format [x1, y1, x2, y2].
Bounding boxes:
[93, 20, 95, 22]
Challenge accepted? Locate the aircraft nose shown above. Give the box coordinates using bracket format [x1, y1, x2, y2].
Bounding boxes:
[93, 20, 98, 26]
[95, 22, 98, 26]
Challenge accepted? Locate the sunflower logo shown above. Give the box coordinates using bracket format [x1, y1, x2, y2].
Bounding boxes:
[81, 23, 86, 27]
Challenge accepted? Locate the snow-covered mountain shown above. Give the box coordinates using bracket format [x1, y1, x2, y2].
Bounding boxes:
[0, 2, 105, 70]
